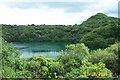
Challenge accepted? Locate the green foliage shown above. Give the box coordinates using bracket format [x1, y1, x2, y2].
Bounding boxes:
[48, 62, 65, 78]
[57, 43, 89, 73]
[2, 25, 79, 42]
[1, 39, 119, 78]
[80, 25, 119, 49]
[2, 13, 119, 46]
[88, 42, 119, 75]
[57, 43, 116, 78]
[2, 66, 16, 78]
[66, 43, 89, 55]
[80, 62, 112, 77]
[1, 13, 119, 79]
[65, 62, 112, 78]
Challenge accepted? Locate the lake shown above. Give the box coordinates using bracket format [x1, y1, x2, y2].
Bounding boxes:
[12, 42, 69, 58]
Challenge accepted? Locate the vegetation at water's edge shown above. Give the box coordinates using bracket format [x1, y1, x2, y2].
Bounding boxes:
[1, 37, 120, 79]
[0, 13, 120, 79]
[31, 49, 56, 52]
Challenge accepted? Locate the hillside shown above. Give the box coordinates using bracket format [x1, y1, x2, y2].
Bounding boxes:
[80, 24, 119, 49]
[77, 13, 118, 38]
[1, 13, 119, 49]
[80, 13, 118, 28]
[79, 13, 119, 49]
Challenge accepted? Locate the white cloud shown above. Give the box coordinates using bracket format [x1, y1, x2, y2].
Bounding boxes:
[0, 3, 92, 25]
[0, 0, 101, 2]
[0, 0, 119, 25]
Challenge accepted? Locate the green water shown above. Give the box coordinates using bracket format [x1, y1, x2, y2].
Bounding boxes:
[12, 42, 69, 58]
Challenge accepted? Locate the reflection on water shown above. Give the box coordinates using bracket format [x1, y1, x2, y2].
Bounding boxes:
[12, 42, 68, 58]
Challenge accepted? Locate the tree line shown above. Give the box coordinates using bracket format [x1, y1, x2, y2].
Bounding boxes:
[2, 13, 119, 49]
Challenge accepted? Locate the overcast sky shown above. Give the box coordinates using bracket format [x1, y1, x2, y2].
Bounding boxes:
[0, 0, 119, 25]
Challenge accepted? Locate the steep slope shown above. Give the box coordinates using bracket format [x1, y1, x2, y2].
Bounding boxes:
[80, 13, 118, 28]
[78, 13, 118, 35]
[80, 24, 119, 49]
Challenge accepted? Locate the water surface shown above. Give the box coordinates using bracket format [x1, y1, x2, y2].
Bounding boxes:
[12, 42, 68, 58]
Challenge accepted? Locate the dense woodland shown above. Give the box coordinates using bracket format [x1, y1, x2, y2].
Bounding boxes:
[2, 13, 119, 49]
[0, 13, 120, 79]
